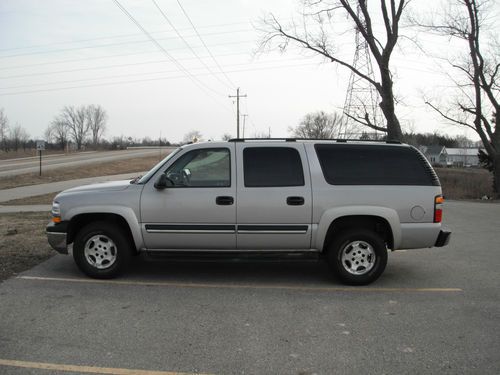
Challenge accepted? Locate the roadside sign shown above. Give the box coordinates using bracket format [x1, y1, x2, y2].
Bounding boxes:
[36, 140, 45, 151]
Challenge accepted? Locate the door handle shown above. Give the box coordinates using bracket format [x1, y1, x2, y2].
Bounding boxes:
[287, 196, 305, 206]
[216, 196, 234, 205]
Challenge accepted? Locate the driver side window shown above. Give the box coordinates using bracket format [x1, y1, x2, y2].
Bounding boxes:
[164, 148, 230, 187]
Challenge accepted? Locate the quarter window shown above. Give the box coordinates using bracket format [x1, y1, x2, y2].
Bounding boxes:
[243, 147, 304, 187]
[165, 148, 230, 187]
[315, 144, 437, 186]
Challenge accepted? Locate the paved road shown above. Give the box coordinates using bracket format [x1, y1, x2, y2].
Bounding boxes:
[0, 148, 173, 177]
[0, 201, 499, 374]
[0, 172, 147, 203]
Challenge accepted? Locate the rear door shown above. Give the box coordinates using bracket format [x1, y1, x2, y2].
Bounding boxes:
[235, 143, 312, 250]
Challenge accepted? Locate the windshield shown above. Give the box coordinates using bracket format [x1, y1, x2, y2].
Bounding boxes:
[137, 147, 181, 184]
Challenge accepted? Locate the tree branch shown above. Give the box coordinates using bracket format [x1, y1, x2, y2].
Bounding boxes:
[262, 14, 379, 87]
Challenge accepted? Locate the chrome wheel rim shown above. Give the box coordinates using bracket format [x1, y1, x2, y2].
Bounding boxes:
[340, 240, 376, 275]
[84, 234, 117, 270]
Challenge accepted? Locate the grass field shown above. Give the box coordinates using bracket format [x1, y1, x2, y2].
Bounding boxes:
[436, 167, 494, 200]
[0, 212, 53, 282]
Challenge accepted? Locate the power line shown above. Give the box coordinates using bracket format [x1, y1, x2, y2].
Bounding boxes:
[0, 21, 254, 53]
[0, 54, 321, 81]
[0, 28, 253, 60]
[176, 0, 236, 89]
[112, 0, 228, 102]
[0, 58, 320, 90]
[0, 39, 256, 71]
[151, 0, 233, 89]
[0, 61, 318, 96]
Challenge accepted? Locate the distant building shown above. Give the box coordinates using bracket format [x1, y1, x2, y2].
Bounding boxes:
[419, 145, 448, 166]
[446, 148, 481, 167]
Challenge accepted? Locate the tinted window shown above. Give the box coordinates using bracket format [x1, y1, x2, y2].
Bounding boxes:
[165, 148, 230, 187]
[244, 147, 304, 187]
[315, 144, 438, 186]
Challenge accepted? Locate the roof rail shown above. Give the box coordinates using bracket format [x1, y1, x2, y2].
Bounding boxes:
[227, 138, 402, 144]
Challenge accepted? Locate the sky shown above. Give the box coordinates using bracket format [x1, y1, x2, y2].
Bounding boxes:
[0, 0, 495, 143]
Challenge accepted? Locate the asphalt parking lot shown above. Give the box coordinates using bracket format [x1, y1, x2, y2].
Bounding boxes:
[0, 200, 499, 375]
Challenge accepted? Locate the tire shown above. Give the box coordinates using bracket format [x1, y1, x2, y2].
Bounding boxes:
[326, 229, 388, 285]
[73, 221, 132, 279]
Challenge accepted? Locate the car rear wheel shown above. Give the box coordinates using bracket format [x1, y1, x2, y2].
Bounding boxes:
[73, 222, 131, 279]
[327, 229, 388, 285]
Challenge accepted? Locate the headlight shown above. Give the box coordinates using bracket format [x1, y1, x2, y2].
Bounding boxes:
[51, 201, 61, 223]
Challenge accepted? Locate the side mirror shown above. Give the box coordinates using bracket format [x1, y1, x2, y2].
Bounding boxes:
[154, 174, 174, 189]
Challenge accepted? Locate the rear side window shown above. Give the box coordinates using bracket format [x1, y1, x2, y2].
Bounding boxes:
[315, 144, 439, 186]
[243, 147, 304, 187]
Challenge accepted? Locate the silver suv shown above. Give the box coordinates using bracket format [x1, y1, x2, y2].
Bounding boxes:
[47, 139, 451, 285]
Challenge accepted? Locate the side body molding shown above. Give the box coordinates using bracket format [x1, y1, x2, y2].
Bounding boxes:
[314, 206, 402, 250]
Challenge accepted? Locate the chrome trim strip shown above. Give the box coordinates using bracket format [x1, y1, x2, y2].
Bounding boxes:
[237, 230, 308, 234]
[146, 229, 235, 234]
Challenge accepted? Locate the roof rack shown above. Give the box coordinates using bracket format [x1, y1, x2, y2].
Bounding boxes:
[227, 138, 401, 144]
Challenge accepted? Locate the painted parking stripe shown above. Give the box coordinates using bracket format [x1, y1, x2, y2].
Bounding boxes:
[17, 276, 463, 293]
[0, 359, 210, 375]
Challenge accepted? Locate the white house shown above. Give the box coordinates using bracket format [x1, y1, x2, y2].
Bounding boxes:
[446, 148, 481, 167]
[419, 145, 448, 166]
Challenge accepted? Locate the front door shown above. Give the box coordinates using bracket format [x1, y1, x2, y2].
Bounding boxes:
[141, 144, 236, 250]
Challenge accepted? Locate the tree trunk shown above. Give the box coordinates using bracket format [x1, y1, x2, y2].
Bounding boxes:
[492, 154, 500, 198]
[378, 70, 403, 141]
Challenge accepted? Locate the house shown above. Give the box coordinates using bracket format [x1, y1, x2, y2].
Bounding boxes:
[446, 148, 481, 167]
[419, 145, 448, 166]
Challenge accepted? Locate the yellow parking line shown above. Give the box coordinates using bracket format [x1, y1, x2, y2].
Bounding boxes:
[17, 275, 463, 293]
[0, 359, 210, 375]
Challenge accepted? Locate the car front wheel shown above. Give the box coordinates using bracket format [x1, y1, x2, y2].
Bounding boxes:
[73, 222, 132, 279]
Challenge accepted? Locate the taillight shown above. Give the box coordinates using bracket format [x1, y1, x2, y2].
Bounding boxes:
[434, 195, 444, 223]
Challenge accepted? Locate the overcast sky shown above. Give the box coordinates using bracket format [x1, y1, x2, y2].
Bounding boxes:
[0, 0, 494, 143]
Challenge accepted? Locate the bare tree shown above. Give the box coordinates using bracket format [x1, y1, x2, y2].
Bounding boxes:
[0, 108, 9, 152]
[86, 104, 108, 148]
[10, 124, 29, 151]
[290, 111, 343, 138]
[260, 0, 407, 140]
[415, 0, 500, 196]
[56, 106, 89, 150]
[221, 133, 233, 141]
[183, 130, 203, 144]
[44, 125, 54, 144]
[49, 119, 69, 150]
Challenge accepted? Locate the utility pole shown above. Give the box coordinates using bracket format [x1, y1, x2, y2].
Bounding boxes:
[241, 114, 248, 138]
[229, 88, 247, 138]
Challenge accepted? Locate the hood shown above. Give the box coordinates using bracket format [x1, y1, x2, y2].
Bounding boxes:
[61, 180, 132, 194]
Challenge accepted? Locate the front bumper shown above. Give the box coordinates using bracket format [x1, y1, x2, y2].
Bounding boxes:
[434, 230, 451, 247]
[46, 221, 68, 254]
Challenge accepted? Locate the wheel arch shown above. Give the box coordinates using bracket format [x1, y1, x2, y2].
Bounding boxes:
[66, 208, 143, 252]
[315, 207, 401, 251]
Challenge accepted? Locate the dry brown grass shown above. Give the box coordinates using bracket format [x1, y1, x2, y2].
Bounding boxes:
[0, 149, 66, 160]
[2, 192, 59, 205]
[0, 212, 53, 281]
[0, 151, 169, 190]
[436, 167, 494, 200]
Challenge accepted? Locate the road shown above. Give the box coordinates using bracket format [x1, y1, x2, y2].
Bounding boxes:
[0, 172, 147, 203]
[0, 148, 173, 177]
[0, 200, 499, 374]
